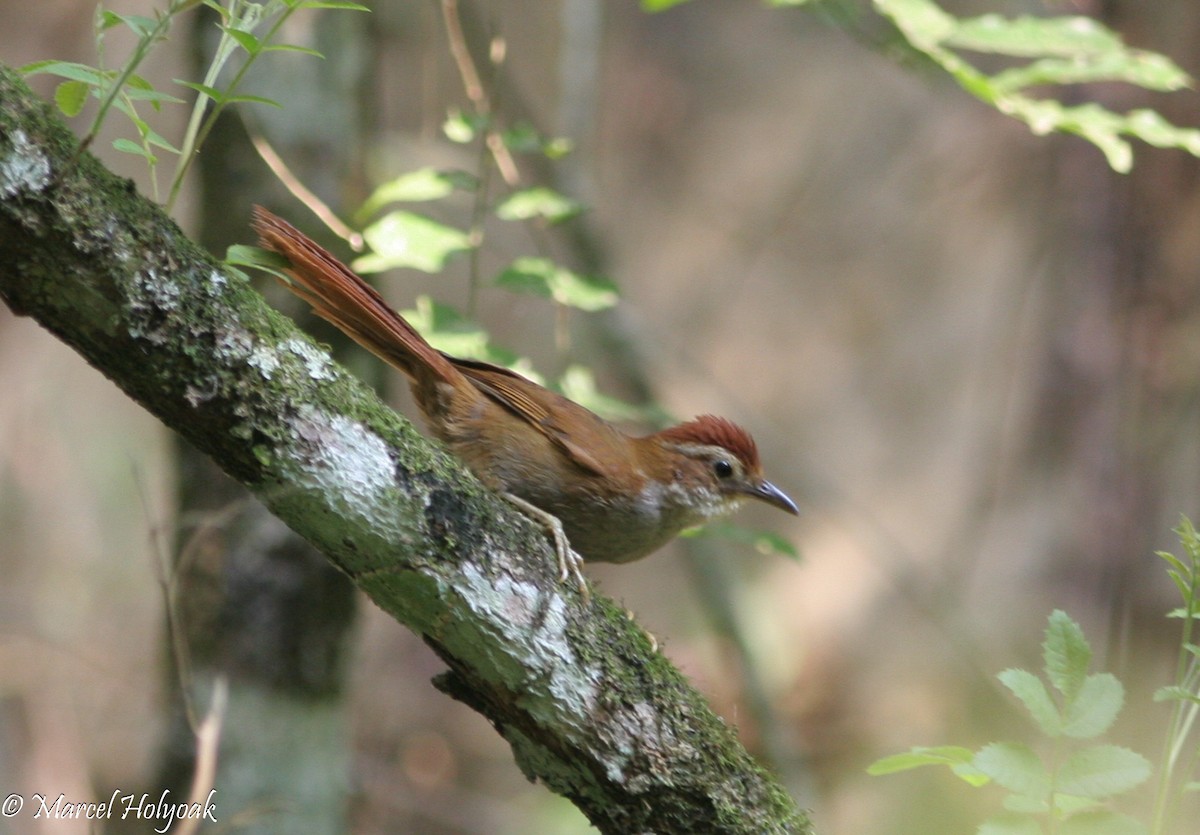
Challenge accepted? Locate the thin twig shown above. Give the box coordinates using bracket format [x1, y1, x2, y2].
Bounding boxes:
[247, 121, 362, 249]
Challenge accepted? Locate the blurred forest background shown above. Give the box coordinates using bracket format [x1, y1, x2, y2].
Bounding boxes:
[4, 0, 1200, 833]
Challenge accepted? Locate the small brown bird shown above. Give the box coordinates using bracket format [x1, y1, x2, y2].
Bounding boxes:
[253, 207, 797, 592]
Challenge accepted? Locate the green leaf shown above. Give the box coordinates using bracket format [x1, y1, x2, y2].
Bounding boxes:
[947, 15, 1121, 58]
[1055, 745, 1151, 799]
[176, 80, 226, 101]
[501, 122, 549, 154]
[121, 86, 185, 105]
[1001, 794, 1050, 815]
[260, 43, 325, 58]
[641, 0, 693, 9]
[1154, 684, 1200, 703]
[974, 742, 1049, 797]
[98, 10, 124, 30]
[1059, 811, 1146, 835]
[978, 813, 1045, 835]
[21, 60, 107, 86]
[108, 13, 159, 39]
[224, 27, 263, 55]
[495, 257, 618, 311]
[55, 81, 90, 117]
[358, 168, 475, 218]
[868, 745, 990, 786]
[353, 212, 472, 274]
[443, 110, 481, 143]
[697, 522, 800, 560]
[875, 0, 957, 51]
[226, 244, 291, 280]
[998, 668, 1061, 736]
[1123, 109, 1200, 156]
[1049, 794, 1104, 817]
[139, 125, 181, 154]
[397, 296, 525, 369]
[221, 94, 283, 108]
[1043, 610, 1091, 701]
[111, 137, 155, 162]
[556, 365, 656, 423]
[495, 187, 585, 224]
[297, 0, 370, 9]
[990, 51, 1191, 95]
[873, 0, 1200, 172]
[1061, 673, 1124, 738]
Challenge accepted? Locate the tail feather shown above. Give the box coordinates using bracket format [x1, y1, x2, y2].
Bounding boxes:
[252, 206, 457, 386]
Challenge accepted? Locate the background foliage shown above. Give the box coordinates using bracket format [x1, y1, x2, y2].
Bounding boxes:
[4, 0, 1200, 833]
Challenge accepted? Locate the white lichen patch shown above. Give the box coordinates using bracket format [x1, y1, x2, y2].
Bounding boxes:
[290, 405, 395, 503]
[280, 337, 335, 380]
[131, 267, 182, 311]
[247, 343, 281, 379]
[454, 562, 602, 721]
[601, 700, 684, 786]
[0, 130, 51, 197]
[213, 328, 254, 361]
[206, 268, 228, 292]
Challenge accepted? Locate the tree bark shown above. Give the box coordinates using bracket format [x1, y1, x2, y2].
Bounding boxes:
[0, 65, 812, 834]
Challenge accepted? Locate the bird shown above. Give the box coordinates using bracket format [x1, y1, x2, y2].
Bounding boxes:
[252, 206, 797, 594]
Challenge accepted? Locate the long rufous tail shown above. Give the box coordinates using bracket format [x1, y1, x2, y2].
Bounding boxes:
[252, 206, 458, 387]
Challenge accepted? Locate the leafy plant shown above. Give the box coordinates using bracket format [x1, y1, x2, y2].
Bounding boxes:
[870, 518, 1200, 834]
[644, 0, 1200, 173]
[22, 0, 366, 207]
[1150, 517, 1200, 834]
[870, 609, 1150, 834]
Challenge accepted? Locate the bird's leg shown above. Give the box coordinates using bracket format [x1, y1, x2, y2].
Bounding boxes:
[502, 493, 589, 599]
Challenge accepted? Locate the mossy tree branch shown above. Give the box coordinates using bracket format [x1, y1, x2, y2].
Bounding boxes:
[0, 65, 812, 834]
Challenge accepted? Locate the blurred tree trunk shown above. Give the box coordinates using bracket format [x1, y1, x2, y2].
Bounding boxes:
[1030, 0, 1200, 636]
[152, 9, 368, 834]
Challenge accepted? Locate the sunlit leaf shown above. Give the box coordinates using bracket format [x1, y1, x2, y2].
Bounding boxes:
[978, 813, 1044, 835]
[998, 669, 1061, 736]
[1061, 673, 1123, 739]
[353, 211, 472, 274]
[974, 742, 1049, 797]
[1060, 811, 1146, 835]
[443, 110, 480, 143]
[397, 296, 528, 371]
[1153, 685, 1200, 703]
[55, 80, 90, 117]
[947, 15, 1121, 58]
[1055, 745, 1150, 799]
[297, 0, 370, 9]
[495, 187, 584, 224]
[990, 51, 1191, 94]
[1043, 610, 1091, 701]
[867, 746, 990, 786]
[641, 0, 693, 10]
[495, 257, 618, 311]
[358, 168, 475, 218]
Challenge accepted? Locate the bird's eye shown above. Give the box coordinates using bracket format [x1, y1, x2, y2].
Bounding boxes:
[713, 459, 734, 479]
